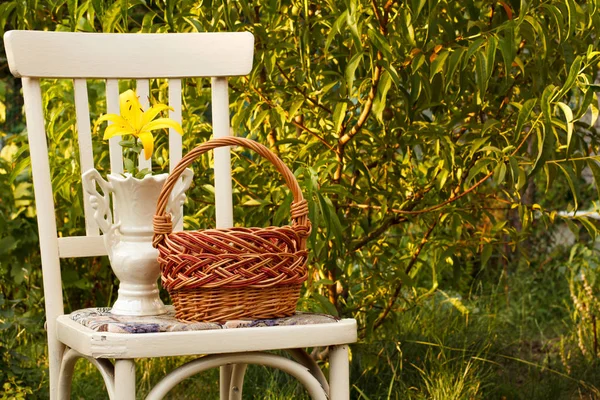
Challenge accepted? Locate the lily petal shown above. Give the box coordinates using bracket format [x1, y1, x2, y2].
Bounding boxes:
[143, 118, 184, 135]
[119, 89, 144, 130]
[141, 104, 174, 127]
[93, 114, 130, 133]
[103, 123, 134, 140]
[138, 131, 155, 160]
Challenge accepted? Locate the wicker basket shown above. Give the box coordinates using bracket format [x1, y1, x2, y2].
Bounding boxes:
[152, 137, 311, 322]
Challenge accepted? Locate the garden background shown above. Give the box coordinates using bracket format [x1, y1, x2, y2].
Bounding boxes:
[2, 0, 600, 398]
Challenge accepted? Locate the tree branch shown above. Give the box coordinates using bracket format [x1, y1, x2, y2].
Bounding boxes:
[246, 81, 335, 151]
[372, 216, 439, 332]
[276, 63, 333, 114]
[350, 215, 407, 252]
[390, 123, 535, 216]
[333, 0, 395, 183]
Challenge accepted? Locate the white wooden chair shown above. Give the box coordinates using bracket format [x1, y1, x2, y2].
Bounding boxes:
[5, 30, 357, 400]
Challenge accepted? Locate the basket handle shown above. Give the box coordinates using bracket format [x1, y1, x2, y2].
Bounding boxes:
[153, 137, 310, 248]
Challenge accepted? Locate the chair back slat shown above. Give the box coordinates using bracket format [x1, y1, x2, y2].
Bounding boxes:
[211, 77, 233, 229]
[5, 31, 254, 78]
[136, 79, 152, 171]
[168, 79, 183, 170]
[168, 79, 184, 231]
[58, 236, 107, 258]
[106, 79, 124, 175]
[73, 79, 100, 236]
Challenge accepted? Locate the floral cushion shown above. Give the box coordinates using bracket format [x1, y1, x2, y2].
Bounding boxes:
[69, 307, 339, 334]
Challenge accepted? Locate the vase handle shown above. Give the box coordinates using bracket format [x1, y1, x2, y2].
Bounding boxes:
[82, 169, 114, 236]
[166, 168, 194, 230]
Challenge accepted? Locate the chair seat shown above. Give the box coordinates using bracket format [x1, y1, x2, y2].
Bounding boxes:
[69, 306, 340, 333]
[56, 308, 357, 359]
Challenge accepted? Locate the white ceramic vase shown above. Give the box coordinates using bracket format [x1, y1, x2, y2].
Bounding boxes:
[82, 169, 193, 316]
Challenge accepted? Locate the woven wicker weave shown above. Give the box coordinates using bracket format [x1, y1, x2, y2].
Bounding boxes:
[153, 137, 311, 322]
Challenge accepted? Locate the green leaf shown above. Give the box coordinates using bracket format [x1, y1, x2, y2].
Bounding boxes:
[485, 35, 497, 81]
[411, 52, 426, 74]
[332, 102, 347, 133]
[577, 216, 597, 240]
[586, 160, 600, 200]
[312, 293, 339, 317]
[445, 47, 466, 90]
[557, 56, 582, 100]
[508, 156, 520, 188]
[556, 102, 574, 157]
[541, 85, 557, 122]
[556, 163, 578, 211]
[541, 4, 564, 44]
[515, 98, 537, 136]
[543, 164, 557, 193]
[0, 236, 17, 256]
[530, 124, 555, 177]
[288, 99, 304, 122]
[481, 243, 493, 268]
[345, 8, 362, 51]
[493, 161, 507, 185]
[251, 109, 269, 131]
[325, 10, 348, 53]
[466, 37, 485, 61]
[373, 71, 392, 123]
[499, 25, 516, 78]
[475, 51, 488, 100]
[430, 50, 449, 79]
[524, 15, 548, 59]
[345, 52, 363, 94]
[466, 158, 494, 184]
[368, 28, 392, 58]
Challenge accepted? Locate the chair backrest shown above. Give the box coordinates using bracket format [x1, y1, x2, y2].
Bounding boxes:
[4, 29, 254, 316]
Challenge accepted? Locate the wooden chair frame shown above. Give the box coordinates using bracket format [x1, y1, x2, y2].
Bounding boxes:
[5, 30, 356, 399]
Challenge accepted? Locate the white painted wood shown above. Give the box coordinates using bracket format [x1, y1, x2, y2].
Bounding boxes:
[4, 31, 254, 78]
[287, 349, 329, 394]
[211, 77, 233, 229]
[55, 315, 358, 359]
[73, 79, 99, 236]
[229, 364, 247, 400]
[58, 348, 115, 400]
[114, 359, 136, 400]
[136, 79, 152, 171]
[329, 345, 350, 400]
[146, 353, 328, 400]
[168, 79, 184, 231]
[105, 79, 123, 175]
[22, 77, 66, 400]
[220, 365, 233, 400]
[58, 236, 108, 258]
[168, 79, 183, 170]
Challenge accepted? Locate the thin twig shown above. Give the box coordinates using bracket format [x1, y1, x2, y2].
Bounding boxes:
[371, 216, 439, 331]
[247, 82, 334, 151]
[276, 63, 332, 114]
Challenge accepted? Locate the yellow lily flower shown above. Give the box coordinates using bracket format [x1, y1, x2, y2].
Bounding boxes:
[94, 89, 183, 160]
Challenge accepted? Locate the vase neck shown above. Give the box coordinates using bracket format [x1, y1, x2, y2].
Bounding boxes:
[107, 173, 168, 238]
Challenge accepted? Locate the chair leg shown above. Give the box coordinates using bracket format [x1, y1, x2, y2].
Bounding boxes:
[219, 365, 233, 400]
[114, 359, 136, 400]
[329, 345, 350, 400]
[49, 336, 66, 399]
[229, 363, 247, 400]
